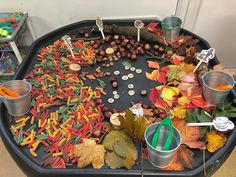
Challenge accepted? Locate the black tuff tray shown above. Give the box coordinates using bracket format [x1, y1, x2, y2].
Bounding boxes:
[0, 20, 235, 177]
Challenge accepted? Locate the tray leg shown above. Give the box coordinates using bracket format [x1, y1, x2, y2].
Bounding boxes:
[8, 41, 23, 64]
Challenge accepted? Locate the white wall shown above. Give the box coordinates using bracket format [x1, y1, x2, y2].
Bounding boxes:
[192, 0, 236, 67]
[0, 0, 177, 38]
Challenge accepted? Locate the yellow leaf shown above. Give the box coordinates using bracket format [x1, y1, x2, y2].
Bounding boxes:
[73, 139, 105, 168]
[183, 63, 195, 74]
[178, 96, 189, 106]
[206, 132, 227, 153]
[123, 153, 136, 169]
[161, 87, 178, 101]
[171, 106, 186, 119]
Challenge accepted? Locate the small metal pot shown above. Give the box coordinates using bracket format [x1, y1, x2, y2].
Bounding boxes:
[0, 80, 32, 116]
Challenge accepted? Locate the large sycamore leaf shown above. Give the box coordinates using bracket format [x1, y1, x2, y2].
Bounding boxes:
[134, 116, 148, 141]
[105, 152, 124, 169]
[172, 118, 205, 149]
[103, 130, 131, 151]
[73, 139, 105, 169]
[161, 145, 194, 171]
[206, 131, 227, 153]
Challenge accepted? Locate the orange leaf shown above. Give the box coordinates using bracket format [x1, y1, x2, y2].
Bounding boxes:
[145, 70, 159, 81]
[161, 145, 194, 171]
[172, 118, 205, 149]
[147, 61, 160, 69]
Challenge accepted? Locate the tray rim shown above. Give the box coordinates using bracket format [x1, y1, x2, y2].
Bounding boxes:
[0, 19, 235, 177]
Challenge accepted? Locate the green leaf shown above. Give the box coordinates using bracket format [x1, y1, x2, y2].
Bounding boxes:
[133, 116, 148, 141]
[119, 109, 135, 138]
[113, 138, 137, 160]
[103, 130, 130, 151]
[186, 109, 198, 123]
[122, 61, 132, 68]
[105, 152, 124, 169]
[197, 110, 212, 122]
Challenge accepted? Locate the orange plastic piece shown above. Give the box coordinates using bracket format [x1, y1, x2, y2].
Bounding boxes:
[215, 84, 232, 90]
[0, 86, 20, 98]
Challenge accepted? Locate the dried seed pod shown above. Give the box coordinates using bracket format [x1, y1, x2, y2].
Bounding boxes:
[84, 32, 90, 38]
[154, 44, 160, 49]
[93, 43, 99, 49]
[100, 50, 106, 56]
[90, 40, 95, 45]
[111, 41, 116, 46]
[93, 129, 101, 138]
[144, 44, 151, 50]
[131, 54, 137, 60]
[94, 49, 99, 54]
[113, 35, 119, 40]
[159, 47, 164, 52]
[110, 76, 117, 83]
[126, 53, 131, 59]
[126, 44, 131, 49]
[102, 106, 109, 112]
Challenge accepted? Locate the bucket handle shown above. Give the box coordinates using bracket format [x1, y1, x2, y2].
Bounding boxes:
[151, 117, 173, 151]
[200, 71, 236, 85]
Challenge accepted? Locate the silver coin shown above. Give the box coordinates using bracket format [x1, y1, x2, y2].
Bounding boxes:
[136, 69, 142, 73]
[108, 98, 114, 103]
[130, 67, 136, 71]
[125, 66, 130, 70]
[122, 75, 128, 80]
[128, 90, 135, 96]
[114, 94, 120, 99]
[128, 84, 134, 89]
[113, 91, 118, 95]
[128, 73, 134, 79]
[114, 70, 120, 75]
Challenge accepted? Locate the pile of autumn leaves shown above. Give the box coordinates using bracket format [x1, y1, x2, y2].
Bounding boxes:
[71, 56, 228, 170]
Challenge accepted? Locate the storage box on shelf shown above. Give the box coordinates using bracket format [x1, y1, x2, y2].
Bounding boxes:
[0, 12, 32, 82]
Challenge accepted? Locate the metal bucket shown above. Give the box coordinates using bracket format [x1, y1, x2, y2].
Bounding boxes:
[201, 71, 235, 105]
[0, 80, 32, 116]
[161, 16, 182, 42]
[144, 123, 181, 168]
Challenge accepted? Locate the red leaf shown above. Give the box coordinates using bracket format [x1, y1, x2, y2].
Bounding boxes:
[157, 66, 169, 84]
[149, 88, 159, 104]
[146, 22, 162, 36]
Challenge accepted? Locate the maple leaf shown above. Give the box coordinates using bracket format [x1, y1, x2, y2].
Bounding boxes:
[73, 139, 105, 169]
[206, 131, 227, 153]
[147, 61, 160, 69]
[172, 118, 205, 149]
[161, 145, 194, 171]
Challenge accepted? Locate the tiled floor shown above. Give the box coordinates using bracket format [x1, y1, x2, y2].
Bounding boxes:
[0, 139, 235, 177]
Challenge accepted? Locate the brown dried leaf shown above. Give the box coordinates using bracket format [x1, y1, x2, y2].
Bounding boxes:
[143, 109, 154, 117]
[134, 117, 148, 141]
